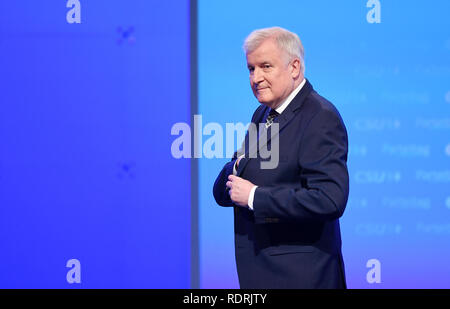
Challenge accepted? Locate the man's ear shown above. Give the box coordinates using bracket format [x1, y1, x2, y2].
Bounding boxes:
[290, 58, 301, 79]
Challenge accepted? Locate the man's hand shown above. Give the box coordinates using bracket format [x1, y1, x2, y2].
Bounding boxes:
[226, 175, 255, 207]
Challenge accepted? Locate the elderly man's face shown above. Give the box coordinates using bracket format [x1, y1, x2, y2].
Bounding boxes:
[246, 39, 298, 109]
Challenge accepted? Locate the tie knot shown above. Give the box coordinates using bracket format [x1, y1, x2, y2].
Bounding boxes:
[265, 109, 279, 128]
[268, 109, 279, 118]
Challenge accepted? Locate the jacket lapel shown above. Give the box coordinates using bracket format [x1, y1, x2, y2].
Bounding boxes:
[237, 79, 313, 176]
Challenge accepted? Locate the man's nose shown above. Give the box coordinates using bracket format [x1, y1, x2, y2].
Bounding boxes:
[251, 67, 264, 85]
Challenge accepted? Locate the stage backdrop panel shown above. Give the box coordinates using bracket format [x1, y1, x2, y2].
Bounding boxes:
[198, 0, 450, 288]
[0, 1, 191, 288]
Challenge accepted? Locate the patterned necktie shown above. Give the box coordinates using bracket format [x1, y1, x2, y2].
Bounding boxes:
[265, 108, 279, 128]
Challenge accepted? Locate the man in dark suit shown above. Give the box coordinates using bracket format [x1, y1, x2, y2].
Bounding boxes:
[213, 27, 349, 289]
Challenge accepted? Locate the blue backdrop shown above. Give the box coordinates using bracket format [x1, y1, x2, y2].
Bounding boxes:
[0, 1, 191, 288]
[198, 0, 450, 288]
[1, 0, 449, 289]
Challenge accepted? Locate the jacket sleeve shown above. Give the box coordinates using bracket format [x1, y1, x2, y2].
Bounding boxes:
[213, 105, 265, 207]
[253, 107, 349, 223]
[212, 156, 238, 207]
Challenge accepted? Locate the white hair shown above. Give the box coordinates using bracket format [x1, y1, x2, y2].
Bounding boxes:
[243, 26, 305, 74]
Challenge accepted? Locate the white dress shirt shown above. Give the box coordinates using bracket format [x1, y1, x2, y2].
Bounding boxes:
[233, 78, 306, 210]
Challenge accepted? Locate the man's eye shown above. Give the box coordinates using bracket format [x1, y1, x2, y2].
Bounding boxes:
[248, 67, 254, 72]
[263, 64, 271, 69]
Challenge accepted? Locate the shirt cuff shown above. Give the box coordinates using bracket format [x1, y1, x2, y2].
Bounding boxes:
[247, 185, 258, 210]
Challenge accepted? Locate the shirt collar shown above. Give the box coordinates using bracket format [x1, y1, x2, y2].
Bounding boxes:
[274, 78, 306, 115]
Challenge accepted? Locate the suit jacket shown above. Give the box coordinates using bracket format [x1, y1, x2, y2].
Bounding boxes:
[213, 79, 349, 289]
